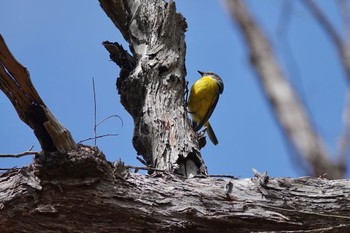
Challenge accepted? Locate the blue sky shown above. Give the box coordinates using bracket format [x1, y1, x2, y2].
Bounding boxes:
[1, 1, 348, 178]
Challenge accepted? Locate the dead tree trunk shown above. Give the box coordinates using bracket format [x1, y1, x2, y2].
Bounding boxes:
[0, 149, 350, 232]
[2, 1, 350, 232]
[99, 0, 207, 177]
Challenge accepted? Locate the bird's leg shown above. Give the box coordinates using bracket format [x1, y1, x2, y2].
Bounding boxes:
[196, 126, 207, 149]
[197, 126, 207, 138]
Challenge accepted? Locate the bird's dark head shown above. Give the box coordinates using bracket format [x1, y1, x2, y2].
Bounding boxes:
[197, 70, 224, 94]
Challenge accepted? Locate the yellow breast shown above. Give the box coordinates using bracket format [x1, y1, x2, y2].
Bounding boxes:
[188, 76, 220, 123]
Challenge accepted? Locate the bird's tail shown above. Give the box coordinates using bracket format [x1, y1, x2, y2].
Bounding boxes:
[205, 121, 218, 145]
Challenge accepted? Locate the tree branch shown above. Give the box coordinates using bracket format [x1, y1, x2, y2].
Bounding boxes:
[0, 151, 39, 158]
[303, 0, 350, 169]
[337, 0, 350, 165]
[226, 0, 344, 178]
[302, 0, 350, 86]
[0, 146, 350, 232]
[99, 0, 206, 177]
[0, 34, 76, 153]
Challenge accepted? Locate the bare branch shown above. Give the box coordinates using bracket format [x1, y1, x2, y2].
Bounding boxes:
[336, 0, 350, 166]
[303, 0, 350, 166]
[0, 34, 76, 153]
[303, 0, 342, 47]
[96, 114, 123, 127]
[303, 0, 350, 85]
[1, 149, 350, 232]
[92, 77, 97, 146]
[77, 133, 118, 144]
[100, 0, 207, 176]
[337, 0, 350, 40]
[0, 145, 38, 158]
[227, 0, 344, 178]
[0, 150, 39, 158]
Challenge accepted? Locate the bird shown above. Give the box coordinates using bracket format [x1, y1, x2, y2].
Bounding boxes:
[187, 71, 224, 145]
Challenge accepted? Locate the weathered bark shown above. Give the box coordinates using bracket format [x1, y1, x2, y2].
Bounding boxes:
[227, 0, 345, 178]
[0, 147, 350, 233]
[3, 2, 350, 232]
[0, 34, 76, 153]
[99, 0, 206, 177]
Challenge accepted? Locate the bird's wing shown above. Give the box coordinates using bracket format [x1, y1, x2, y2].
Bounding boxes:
[193, 93, 220, 131]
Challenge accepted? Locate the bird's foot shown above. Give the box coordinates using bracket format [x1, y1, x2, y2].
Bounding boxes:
[197, 127, 207, 149]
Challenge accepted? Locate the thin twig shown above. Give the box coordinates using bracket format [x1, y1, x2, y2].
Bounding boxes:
[28, 145, 34, 151]
[0, 150, 39, 158]
[96, 114, 124, 127]
[0, 146, 38, 158]
[303, 0, 350, 84]
[91, 78, 123, 147]
[303, 0, 342, 47]
[0, 166, 17, 171]
[92, 77, 97, 146]
[77, 133, 119, 144]
[136, 155, 147, 166]
[337, 0, 350, 40]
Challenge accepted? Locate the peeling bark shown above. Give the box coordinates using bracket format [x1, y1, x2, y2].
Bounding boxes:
[0, 146, 350, 232]
[0, 35, 76, 153]
[100, 0, 206, 177]
[2, 1, 349, 232]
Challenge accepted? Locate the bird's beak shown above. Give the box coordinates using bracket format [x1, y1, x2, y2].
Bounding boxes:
[197, 70, 204, 76]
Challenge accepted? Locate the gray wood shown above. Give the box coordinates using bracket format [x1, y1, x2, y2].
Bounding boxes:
[0, 148, 349, 232]
[100, 0, 206, 176]
[0, 35, 76, 154]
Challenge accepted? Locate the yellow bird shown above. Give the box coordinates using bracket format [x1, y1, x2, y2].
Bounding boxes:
[188, 71, 224, 145]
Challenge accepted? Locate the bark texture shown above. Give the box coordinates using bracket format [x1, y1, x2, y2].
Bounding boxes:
[99, 0, 206, 177]
[227, 0, 344, 178]
[0, 147, 350, 233]
[0, 34, 76, 153]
